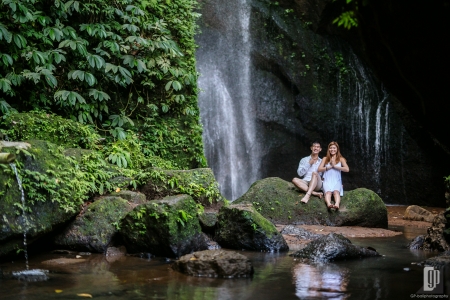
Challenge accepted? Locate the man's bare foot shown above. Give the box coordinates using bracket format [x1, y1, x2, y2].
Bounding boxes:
[312, 192, 323, 199]
[300, 193, 311, 204]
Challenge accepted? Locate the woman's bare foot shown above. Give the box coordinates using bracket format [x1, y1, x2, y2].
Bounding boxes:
[312, 192, 323, 199]
[300, 193, 311, 204]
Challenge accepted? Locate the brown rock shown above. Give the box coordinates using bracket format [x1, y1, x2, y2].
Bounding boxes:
[172, 250, 253, 278]
[403, 205, 435, 223]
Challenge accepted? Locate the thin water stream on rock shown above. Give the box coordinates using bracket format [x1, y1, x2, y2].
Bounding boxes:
[9, 163, 49, 282]
[10, 163, 29, 271]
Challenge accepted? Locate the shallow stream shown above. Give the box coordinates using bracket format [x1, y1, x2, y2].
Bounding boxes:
[1, 226, 448, 300]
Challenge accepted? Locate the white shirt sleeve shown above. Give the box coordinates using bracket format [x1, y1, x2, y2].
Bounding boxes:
[297, 156, 310, 178]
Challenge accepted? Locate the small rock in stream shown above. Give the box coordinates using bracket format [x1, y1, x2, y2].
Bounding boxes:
[290, 233, 381, 262]
[172, 249, 253, 278]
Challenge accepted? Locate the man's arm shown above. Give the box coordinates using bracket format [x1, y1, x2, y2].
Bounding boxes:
[297, 157, 310, 177]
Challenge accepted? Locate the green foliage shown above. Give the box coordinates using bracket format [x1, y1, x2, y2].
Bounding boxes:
[332, 0, 367, 30]
[445, 175, 450, 191]
[333, 10, 358, 29]
[1, 111, 100, 149]
[0, 0, 206, 169]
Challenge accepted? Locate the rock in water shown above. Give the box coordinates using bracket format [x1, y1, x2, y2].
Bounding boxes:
[423, 251, 450, 268]
[234, 177, 388, 228]
[172, 250, 253, 278]
[416, 213, 449, 251]
[12, 269, 49, 282]
[290, 233, 380, 262]
[54, 196, 133, 252]
[0, 140, 79, 257]
[403, 205, 435, 222]
[216, 204, 288, 252]
[408, 235, 425, 250]
[119, 195, 208, 257]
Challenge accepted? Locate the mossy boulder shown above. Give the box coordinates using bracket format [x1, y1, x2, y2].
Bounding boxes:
[0, 140, 81, 257]
[119, 194, 208, 257]
[139, 168, 224, 206]
[234, 177, 387, 228]
[54, 196, 133, 252]
[215, 204, 288, 252]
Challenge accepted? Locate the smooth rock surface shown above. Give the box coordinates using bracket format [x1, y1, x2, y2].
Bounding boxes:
[290, 233, 380, 262]
[172, 250, 253, 278]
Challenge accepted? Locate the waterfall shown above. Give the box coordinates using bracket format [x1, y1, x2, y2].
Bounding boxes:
[197, 0, 259, 200]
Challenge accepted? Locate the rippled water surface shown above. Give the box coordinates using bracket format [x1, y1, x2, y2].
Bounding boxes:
[1, 227, 449, 299]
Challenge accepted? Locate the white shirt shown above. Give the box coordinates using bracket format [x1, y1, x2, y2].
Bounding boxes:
[297, 155, 322, 181]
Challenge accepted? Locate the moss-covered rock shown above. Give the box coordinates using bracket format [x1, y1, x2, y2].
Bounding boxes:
[198, 211, 218, 235]
[109, 190, 146, 205]
[119, 194, 208, 257]
[54, 196, 133, 252]
[234, 177, 387, 228]
[0, 140, 82, 257]
[215, 203, 288, 252]
[1, 112, 100, 149]
[139, 168, 224, 206]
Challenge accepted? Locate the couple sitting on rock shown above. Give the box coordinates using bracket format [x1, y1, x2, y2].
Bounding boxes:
[292, 141, 349, 210]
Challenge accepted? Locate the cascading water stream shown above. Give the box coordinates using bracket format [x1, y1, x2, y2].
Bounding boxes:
[197, 0, 260, 200]
[9, 162, 49, 281]
[10, 163, 29, 271]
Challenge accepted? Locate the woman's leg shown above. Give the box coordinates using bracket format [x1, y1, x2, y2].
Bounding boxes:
[333, 190, 341, 209]
[324, 192, 333, 208]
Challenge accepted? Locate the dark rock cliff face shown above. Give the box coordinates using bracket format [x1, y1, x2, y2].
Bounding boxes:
[196, 0, 445, 205]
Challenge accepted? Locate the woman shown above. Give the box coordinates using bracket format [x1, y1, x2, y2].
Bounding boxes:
[317, 141, 349, 210]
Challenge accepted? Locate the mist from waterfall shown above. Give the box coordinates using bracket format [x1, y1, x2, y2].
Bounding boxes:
[197, 0, 259, 200]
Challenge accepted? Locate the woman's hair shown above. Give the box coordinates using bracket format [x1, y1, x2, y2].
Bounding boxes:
[324, 141, 345, 164]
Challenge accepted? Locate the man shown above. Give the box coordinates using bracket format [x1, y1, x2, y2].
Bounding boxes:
[292, 141, 324, 203]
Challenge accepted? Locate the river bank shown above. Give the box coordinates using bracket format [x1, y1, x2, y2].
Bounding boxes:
[279, 205, 446, 249]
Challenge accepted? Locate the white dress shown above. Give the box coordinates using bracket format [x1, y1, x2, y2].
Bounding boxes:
[323, 162, 344, 196]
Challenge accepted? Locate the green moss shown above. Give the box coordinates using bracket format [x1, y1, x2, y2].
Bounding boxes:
[119, 194, 204, 256]
[235, 177, 387, 227]
[1, 112, 100, 149]
[54, 196, 132, 252]
[139, 168, 224, 206]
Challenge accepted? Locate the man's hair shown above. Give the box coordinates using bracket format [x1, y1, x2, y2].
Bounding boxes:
[310, 141, 321, 147]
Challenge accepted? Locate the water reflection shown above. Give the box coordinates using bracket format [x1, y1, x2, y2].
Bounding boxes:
[293, 263, 350, 299]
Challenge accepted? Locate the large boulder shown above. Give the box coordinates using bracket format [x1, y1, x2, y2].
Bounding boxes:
[234, 177, 387, 228]
[172, 249, 253, 278]
[215, 204, 288, 252]
[290, 233, 381, 262]
[139, 168, 224, 206]
[54, 196, 134, 252]
[0, 140, 83, 257]
[119, 194, 208, 257]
